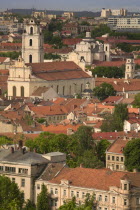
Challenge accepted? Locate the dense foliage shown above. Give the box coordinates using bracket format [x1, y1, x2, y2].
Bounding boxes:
[133, 93, 140, 107]
[44, 53, 61, 60]
[101, 104, 128, 132]
[25, 126, 109, 168]
[0, 176, 24, 210]
[91, 24, 111, 38]
[37, 184, 49, 210]
[124, 138, 140, 171]
[92, 66, 125, 78]
[109, 31, 140, 40]
[93, 82, 116, 101]
[117, 42, 140, 53]
[59, 193, 97, 210]
[0, 51, 21, 59]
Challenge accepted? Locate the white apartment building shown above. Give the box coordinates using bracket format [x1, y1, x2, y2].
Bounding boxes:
[108, 16, 140, 31]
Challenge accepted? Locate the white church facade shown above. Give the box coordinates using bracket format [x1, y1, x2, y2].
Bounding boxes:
[7, 19, 94, 99]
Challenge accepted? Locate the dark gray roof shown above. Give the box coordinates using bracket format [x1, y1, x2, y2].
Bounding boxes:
[38, 162, 67, 181]
[83, 88, 93, 93]
[0, 149, 49, 166]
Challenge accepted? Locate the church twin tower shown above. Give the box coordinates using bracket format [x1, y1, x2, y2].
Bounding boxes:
[22, 19, 44, 63]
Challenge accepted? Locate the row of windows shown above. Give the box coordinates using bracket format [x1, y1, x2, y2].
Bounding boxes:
[107, 155, 124, 162]
[48, 115, 66, 121]
[37, 185, 140, 206]
[13, 86, 24, 97]
[12, 177, 25, 187]
[0, 166, 28, 174]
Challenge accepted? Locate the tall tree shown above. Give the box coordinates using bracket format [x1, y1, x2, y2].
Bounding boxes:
[124, 138, 140, 171]
[96, 139, 111, 163]
[0, 176, 24, 210]
[101, 104, 128, 132]
[74, 126, 94, 153]
[37, 184, 49, 210]
[133, 93, 140, 107]
[93, 82, 116, 101]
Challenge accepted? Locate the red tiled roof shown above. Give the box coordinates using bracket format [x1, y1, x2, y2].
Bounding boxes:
[26, 61, 91, 81]
[62, 38, 82, 46]
[30, 105, 68, 117]
[49, 167, 140, 190]
[95, 77, 140, 92]
[107, 138, 129, 154]
[103, 96, 123, 103]
[94, 59, 140, 67]
[0, 57, 9, 63]
[41, 124, 80, 134]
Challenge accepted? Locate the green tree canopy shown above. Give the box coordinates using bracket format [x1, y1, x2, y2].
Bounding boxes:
[96, 139, 111, 163]
[101, 104, 128, 132]
[77, 150, 104, 169]
[133, 93, 140, 107]
[73, 126, 94, 153]
[37, 184, 49, 210]
[0, 176, 24, 210]
[93, 82, 116, 101]
[124, 138, 140, 171]
[91, 24, 111, 38]
[59, 193, 96, 210]
[92, 66, 125, 78]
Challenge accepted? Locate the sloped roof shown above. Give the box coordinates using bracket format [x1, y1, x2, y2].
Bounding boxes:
[0, 149, 49, 165]
[26, 61, 91, 81]
[48, 167, 140, 190]
[31, 87, 50, 96]
[107, 138, 129, 154]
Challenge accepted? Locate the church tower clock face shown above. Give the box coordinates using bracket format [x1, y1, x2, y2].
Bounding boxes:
[22, 19, 44, 64]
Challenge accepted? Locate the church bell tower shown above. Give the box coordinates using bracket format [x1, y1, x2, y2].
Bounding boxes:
[22, 19, 44, 63]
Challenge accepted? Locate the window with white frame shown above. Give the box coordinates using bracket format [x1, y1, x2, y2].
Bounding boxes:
[71, 191, 74, 197]
[63, 189, 66, 196]
[82, 192, 85, 198]
[55, 188, 58, 194]
[105, 195, 108, 202]
[99, 195, 102, 201]
[112, 197, 116, 204]
[50, 188, 53, 194]
[76, 192, 79, 198]
[124, 199, 128, 206]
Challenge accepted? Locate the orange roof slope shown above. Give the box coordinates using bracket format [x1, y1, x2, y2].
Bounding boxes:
[26, 61, 91, 81]
[49, 167, 140, 191]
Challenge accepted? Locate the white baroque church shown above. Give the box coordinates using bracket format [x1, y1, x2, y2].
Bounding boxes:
[7, 19, 94, 99]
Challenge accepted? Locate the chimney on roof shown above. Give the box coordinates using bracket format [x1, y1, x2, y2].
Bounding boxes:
[114, 81, 117, 85]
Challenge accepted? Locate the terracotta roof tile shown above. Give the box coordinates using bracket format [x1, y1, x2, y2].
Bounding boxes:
[107, 138, 129, 154]
[41, 124, 80, 134]
[95, 78, 140, 92]
[26, 61, 91, 81]
[49, 167, 140, 190]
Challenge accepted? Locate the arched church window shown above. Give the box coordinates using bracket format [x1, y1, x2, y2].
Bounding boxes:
[21, 86, 24, 97]
[13, 86, 16, 97]
[29, 55, 32, 63]
[30, 27, 33, 35]
[29, 39, 32, 46]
